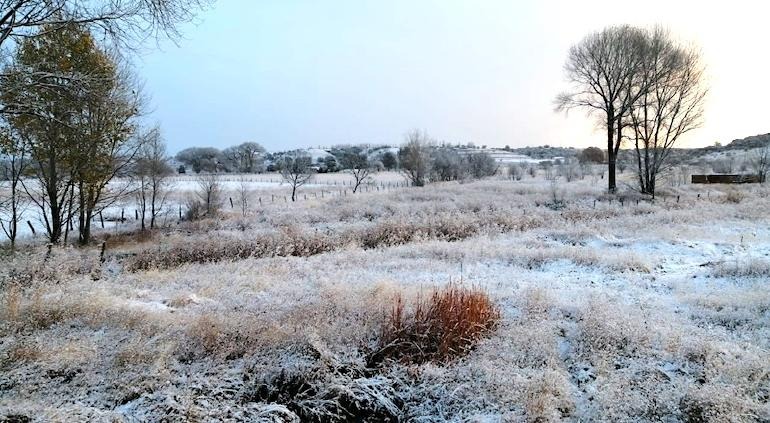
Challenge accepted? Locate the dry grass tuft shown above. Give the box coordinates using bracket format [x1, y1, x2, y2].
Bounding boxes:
[368, 285, 500, 366]
[723, 189, 746, 204]
[712, 257, 770, 278]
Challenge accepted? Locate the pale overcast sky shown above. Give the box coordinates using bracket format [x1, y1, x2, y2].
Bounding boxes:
[137, 0, 770, 153]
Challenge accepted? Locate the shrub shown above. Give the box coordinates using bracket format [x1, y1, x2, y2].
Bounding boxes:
[183, 196, 205, 221]
[723, 189, 745, 204]
[368, 285, 500, 366]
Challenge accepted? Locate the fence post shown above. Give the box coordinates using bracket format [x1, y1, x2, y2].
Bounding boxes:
[229, 197, 234, 208]
[100, 211, 105, 228]
[26, 220, 36, 236]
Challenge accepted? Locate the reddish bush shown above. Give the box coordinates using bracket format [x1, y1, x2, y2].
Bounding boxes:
[368, 285, 500, 366]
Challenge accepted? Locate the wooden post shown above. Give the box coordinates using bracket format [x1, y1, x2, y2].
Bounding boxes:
[26, 220, 36, 236]
[99, 211, 105, 228]
[677, 195, 680, 203]
[135, 209, 139, 220]
[179, 204, 182, 220]
[121, 208, 125, 222]
[229, 197, 234, 208]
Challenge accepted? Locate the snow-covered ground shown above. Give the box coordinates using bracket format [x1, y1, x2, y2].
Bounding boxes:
[1, 177, 769, 421]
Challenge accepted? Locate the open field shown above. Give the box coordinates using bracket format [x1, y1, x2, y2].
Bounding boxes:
[0, 171, 408, 241]
[1, 176, 769, 421]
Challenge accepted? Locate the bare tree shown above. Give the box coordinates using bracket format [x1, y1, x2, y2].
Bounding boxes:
[0, 0, 210, 52]
[508, 163, 523, 181]
[558, 159, 580, 182]
[278, 153, 313, 201]
[398, 130, 432, 187]
[527, 164, 537, 178]
[340, 151, 373, 193]
[556, 25, 650, 192]
[749, 145, 770, 183]
[629, 29, 707, 197]
[0, 125, 27, 247]
[195, 173, 221, 217]
[236, 175, 250, 216]
[540, 161, 555, 180]
[136, 127, 172, 231]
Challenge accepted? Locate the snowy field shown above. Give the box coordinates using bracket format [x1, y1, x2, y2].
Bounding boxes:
[0, 171, 408, 240]
[1, 175, 769, 421]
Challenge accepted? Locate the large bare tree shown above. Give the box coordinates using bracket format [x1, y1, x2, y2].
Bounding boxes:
[629, 29, 707, 196]
[556, 25, 650, 192]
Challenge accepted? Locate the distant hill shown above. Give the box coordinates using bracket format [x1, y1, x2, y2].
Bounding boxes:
[723, 133, 770, 150]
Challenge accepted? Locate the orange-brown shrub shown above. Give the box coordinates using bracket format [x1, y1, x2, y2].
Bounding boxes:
[368, 285, 500, 366]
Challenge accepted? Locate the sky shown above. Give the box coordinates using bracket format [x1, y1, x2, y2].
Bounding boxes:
[137, 0, 770, 153]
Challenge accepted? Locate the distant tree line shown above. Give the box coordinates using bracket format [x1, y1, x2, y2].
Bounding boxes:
[398, 130, 498, 187]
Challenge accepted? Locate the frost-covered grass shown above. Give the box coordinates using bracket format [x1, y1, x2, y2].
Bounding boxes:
[1, 178, 769, 421]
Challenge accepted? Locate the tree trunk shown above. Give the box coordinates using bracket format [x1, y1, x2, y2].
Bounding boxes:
[606, 117, 616, 193]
